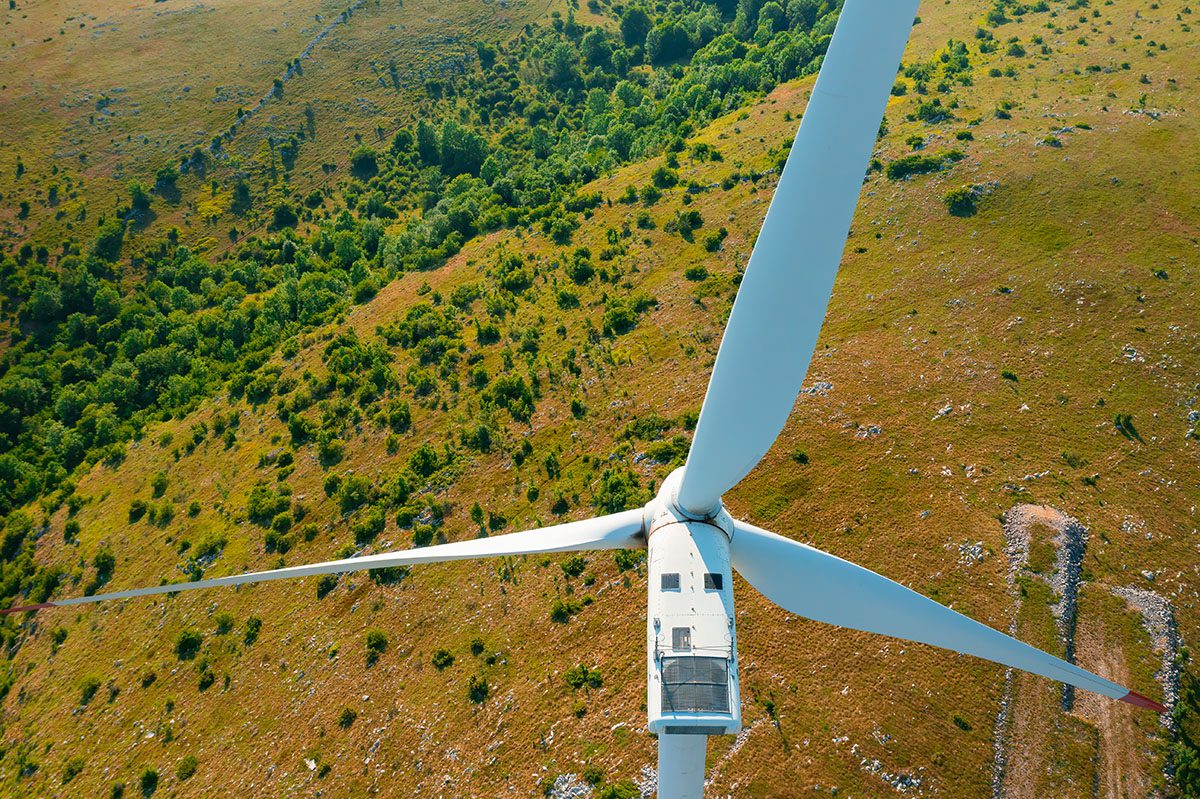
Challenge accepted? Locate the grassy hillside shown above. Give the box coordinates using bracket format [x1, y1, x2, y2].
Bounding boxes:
[0, 0, 550, 257]
[0, 0, 1198, 796]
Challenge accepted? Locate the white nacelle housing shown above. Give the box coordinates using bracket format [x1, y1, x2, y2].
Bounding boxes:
[646, 515, 741, 736]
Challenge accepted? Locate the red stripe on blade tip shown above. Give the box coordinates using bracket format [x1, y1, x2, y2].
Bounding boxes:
[1120, 690, 1167, 714]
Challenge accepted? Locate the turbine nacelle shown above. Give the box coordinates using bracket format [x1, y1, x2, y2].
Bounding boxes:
[644, 496, 742, 739]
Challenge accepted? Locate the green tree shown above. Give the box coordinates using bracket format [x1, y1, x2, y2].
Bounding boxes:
[350, 146, 378, 179]
[439, 120, 487, 177]
[416, 120, 440, 166]
[271, 202, 298, 229]
[646, 23, 691, 64]
[128, 182, 152, 215]
[620, 7, 652, 46]
[154, 164, 179, 190]
[93, 218, 125, 261]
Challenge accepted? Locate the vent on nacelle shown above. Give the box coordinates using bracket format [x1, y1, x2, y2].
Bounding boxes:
[661, 656, 730, 714]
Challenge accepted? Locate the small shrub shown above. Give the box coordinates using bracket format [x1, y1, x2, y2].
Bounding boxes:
[271, 512, 293, 534]
[243, 616, 262, 645]
[666, 208, 703, 239]
[408, 444, 440, 478]
[412, 524, 435, 547]
[337, 474, 373, 514]
[684, 264, 708, 281]
[213, 612, 234, 635]
[338, 707, 357, 729]
[550, 597, 584, 623]
[176, 755, 197, 781]
[62, 756, 85, 784]
[349, 145, 378, 179]
[701, 227, 727, 252]
[564, 664, 603, 690]
[366, 629, 388, 665]
[1061, 452, 1086, 469]
[470, 638, 485, 656]
[139, 767, 158, 797]
[596, 781, 639, 799]
[51, 626, 68, 653]
[467, 674, 489, 703]
[316, 574, 338, 599]
[175, 630, 202, 660]
[943, 185, 978, 216]
[370, 566, 409, 585]
[1114, 413, 1141, 442]
[639, 184, 661, 205]
[432, 649, 455, 670]
[650, 166, 678, 188]
[886, 150, 965, 180]
[613, 549, 645, 572]
[352, 506, 386, 545]
[560, 555, 588, 578]
[1001, 369, 1018, 382]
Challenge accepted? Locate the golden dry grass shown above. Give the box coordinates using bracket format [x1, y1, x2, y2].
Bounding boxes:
[1, 0, 1197, 796]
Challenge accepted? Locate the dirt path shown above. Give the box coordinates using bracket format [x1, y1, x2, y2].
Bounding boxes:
[994, 504, 1089, 798]
[213, 0, 369, 148]
[994, 505, 1179, 799]
[1074, 612, 1146, 799]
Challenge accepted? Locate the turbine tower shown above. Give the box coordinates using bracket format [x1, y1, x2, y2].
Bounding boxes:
[3, 1, 1164, 796]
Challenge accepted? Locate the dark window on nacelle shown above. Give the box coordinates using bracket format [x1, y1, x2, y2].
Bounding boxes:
[671, 627, 692, 650]
[661, 573, 680, 590]
[703, 573, 724, 590]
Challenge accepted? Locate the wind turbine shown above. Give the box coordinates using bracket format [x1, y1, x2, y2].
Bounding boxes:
[3, 1, 1165, 796]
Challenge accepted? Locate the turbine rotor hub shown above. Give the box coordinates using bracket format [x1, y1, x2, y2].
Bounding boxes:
[643, 467, 733, 540]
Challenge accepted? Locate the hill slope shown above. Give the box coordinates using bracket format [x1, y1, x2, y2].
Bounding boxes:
[1, 0, 1198, 797]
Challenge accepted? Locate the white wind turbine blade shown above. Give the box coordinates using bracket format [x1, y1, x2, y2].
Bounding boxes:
[729, 521, 1166, 712]
[657, 734, 707, 799]
[1, 510, 645, 615]
[676, 0, 921, 517]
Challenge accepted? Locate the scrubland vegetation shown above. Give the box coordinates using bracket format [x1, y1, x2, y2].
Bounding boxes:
[0, 0, 1195, 795]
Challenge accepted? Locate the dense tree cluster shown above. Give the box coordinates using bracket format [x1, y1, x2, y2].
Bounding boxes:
[0, 0, 840, 633]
